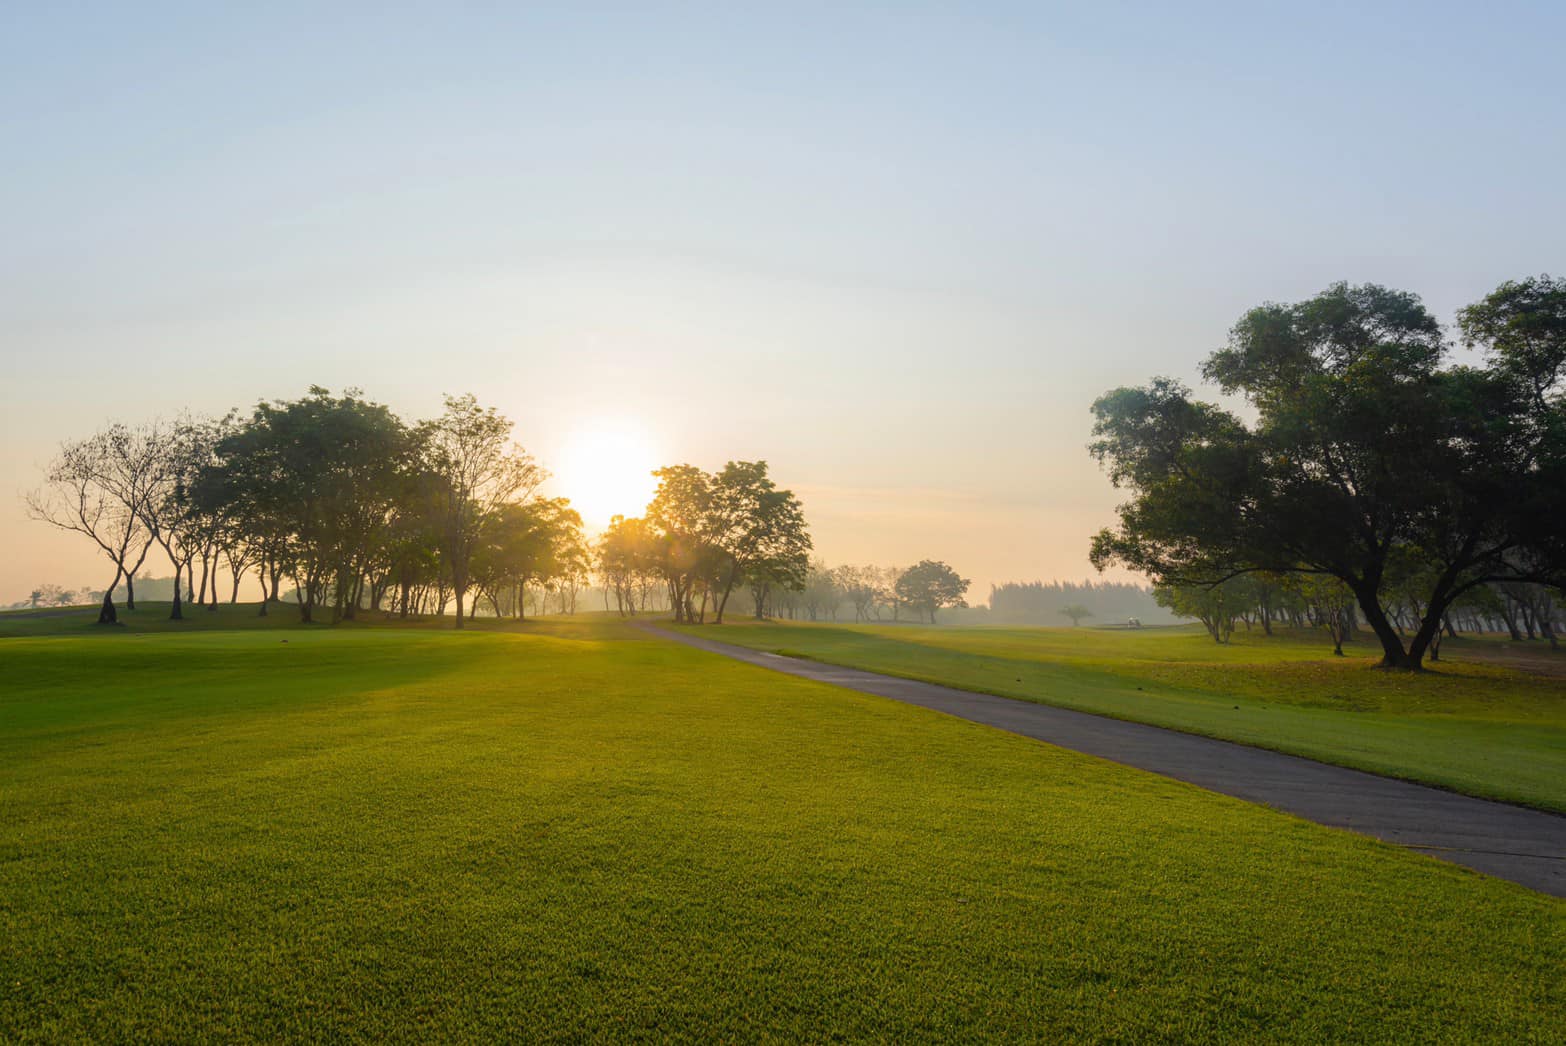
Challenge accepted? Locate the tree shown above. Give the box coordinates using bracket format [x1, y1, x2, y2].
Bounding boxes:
[216, 388, 413, 623]
[1287, 574, 1358, 656]
[473, 498, 585, 618]
[142, 416, 215, 621]
[29, 584, 68, 608]
[597, 515, 659, 616]
[800, 560, 842, 621]
[27, 422, 164, 623]
[646, 465, 716, 623]
[1154, 581, 1242, 645]
[894, 560, 970, 624]
[419, 394, 543, 629]
[1090, 281, 1565, 669]
[1458, 276, 1566, 591]
[643, 461, 812, 623]
[1059, 604, 1093, 627]
[706, 461, 812, 624]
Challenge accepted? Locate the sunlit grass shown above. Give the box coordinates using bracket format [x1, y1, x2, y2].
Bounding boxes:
[1, 617, 1560, 1039]
[686, 620, 1566, 811]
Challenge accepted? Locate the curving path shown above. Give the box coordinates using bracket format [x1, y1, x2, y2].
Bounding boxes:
[648, 624, 1566, 897]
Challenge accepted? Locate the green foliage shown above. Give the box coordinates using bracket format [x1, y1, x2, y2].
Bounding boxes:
[216, 387, 414, 622]
[596, 515, 662, 615]
[645, 461, 811, 623]
[894, 560, 970, 623]
[1090, 280, 1566, 669]
[417, 393, 545, 627]
[1, 620, 1559, 1039]
[471, 498, 587, 618]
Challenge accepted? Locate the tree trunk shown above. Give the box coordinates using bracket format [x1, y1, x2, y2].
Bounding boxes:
[168, 561, 184, 621]
[1499, 597, 1522, 641]
[1352, 586, 1420, 669]
[98, 567, 122, 625]
[715, 561, 740, 624]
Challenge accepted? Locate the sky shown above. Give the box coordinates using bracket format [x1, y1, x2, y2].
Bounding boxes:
[3, 1, 1564, 603]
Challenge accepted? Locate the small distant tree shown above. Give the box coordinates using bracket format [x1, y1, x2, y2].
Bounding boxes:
[29, 584, 67, 608]
[894, 560, 970, 624]
[1059, 604, 1093, 627]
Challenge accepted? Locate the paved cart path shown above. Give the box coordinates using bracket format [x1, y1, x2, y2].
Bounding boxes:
[648, 625, 1566, 897]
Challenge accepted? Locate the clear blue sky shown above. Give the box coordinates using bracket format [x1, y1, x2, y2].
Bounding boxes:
[3, 2, 1563, 600]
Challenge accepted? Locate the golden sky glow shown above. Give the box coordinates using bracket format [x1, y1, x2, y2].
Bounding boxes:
[4, 6, 1563, 602]
[552, 421, 662, 530]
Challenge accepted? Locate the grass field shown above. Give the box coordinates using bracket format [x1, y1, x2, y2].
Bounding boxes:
[676, 620, 1566, 813]
[2, 608, 1562, 1040]
[682, 620, 1566, 814]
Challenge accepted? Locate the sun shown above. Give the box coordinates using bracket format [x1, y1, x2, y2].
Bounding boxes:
[555, 421, 661, 528]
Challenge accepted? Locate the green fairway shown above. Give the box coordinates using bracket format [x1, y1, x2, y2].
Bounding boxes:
[1, 615, 1561, 1040]
[677, 620, 1566, 813]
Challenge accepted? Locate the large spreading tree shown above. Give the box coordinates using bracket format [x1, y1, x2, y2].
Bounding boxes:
[1090, 280, 1566, 669]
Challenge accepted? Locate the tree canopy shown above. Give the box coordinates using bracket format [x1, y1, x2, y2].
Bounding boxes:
[894, 560, 970, 624]
[1090, 279, 1566, 668]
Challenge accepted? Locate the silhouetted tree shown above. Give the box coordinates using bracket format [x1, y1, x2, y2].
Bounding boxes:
[1091, 281, 1566, 669]
[27, 423, 164, 623]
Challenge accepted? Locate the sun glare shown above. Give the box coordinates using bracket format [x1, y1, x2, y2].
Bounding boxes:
[556, 422, 661, 528]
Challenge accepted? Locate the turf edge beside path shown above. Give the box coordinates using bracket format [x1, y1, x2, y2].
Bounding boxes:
[646, 623, 1566, 897]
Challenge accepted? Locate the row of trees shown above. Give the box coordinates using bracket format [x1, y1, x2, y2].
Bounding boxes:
[988, 580, 1172, 626]
[1091, 277, 1566, 669]
[597, 535, 972, 625]
[1157, 575, 1561, 655]
[13, 583, 106, 610]
[30, 385, 976, 631]
[28, 388, 585, 627]
[594, 461, 812, 624]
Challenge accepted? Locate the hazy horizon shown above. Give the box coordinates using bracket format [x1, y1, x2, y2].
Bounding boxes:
[6, 2, 1564, 604]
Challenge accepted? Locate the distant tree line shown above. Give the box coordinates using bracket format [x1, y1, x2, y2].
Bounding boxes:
[988, 580, 1174, 627]
[1090, 277, 1566, 669]
[596, 539, 973, 626]
[10, 583, 107, 610]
